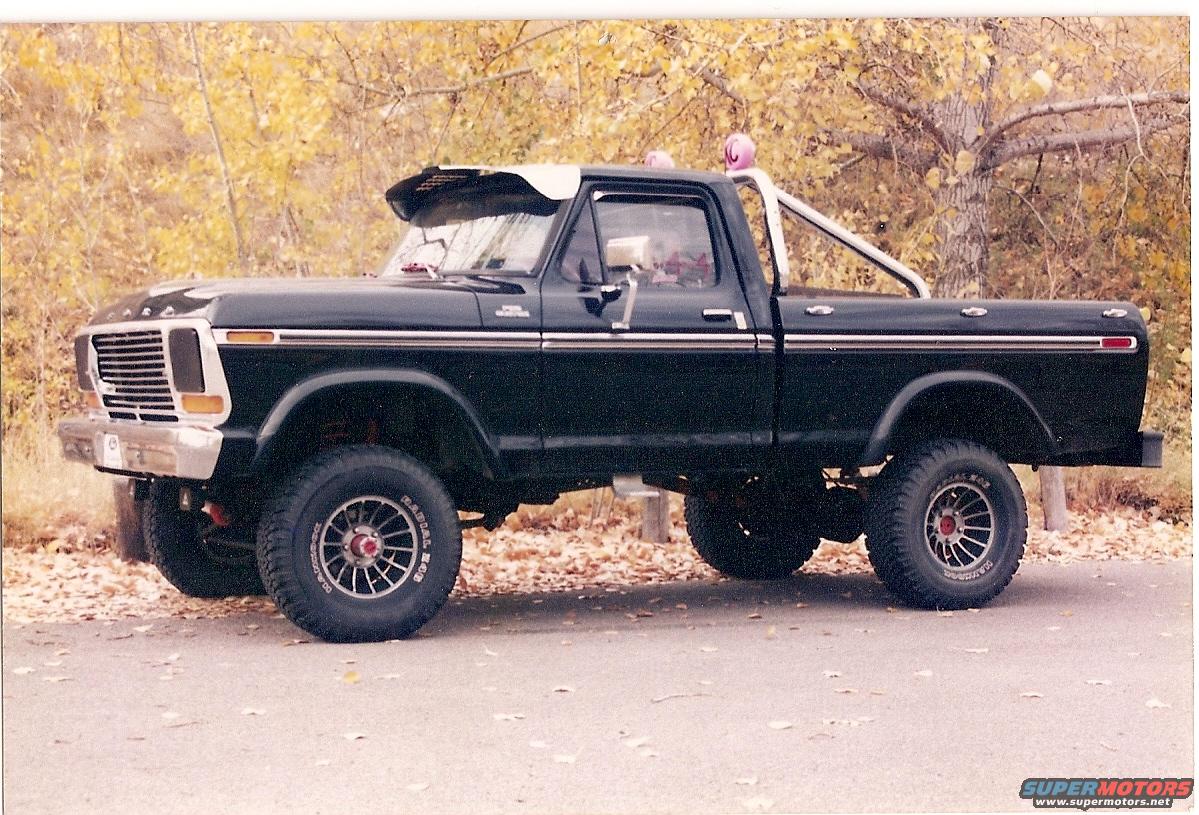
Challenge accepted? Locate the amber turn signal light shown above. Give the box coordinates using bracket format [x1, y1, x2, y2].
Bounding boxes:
[225, 331, 276, 344]
[181, 394, 225, 414]
[84, 391, 101, 410]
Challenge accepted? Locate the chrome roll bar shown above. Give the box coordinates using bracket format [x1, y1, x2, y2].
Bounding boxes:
[727, 167, 932, 299]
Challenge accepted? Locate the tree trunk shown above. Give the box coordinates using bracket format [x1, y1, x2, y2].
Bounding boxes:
[1039, 466, 1069, 532]
[641, 490, 671, 543]
[932, 168, 994, 297]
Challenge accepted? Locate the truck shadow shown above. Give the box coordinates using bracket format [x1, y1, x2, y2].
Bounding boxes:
[423, 571, 911, 639]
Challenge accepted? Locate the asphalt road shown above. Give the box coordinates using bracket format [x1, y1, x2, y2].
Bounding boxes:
[3, 561, 1193, 814]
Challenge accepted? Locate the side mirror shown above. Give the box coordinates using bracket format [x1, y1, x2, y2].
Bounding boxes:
[603, 235, 650, 272]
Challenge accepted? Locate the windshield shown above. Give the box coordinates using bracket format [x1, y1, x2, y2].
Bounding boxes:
[378, 181, 561, 277]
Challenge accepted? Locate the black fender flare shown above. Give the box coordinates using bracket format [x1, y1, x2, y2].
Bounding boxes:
[858, 371, 1058, 466]
[251, 368, 504, 478]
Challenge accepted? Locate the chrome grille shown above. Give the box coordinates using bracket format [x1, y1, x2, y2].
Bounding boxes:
[92, 330, 178, 422]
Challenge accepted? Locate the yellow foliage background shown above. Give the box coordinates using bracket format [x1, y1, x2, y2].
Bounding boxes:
[0, 20, 1190, 486]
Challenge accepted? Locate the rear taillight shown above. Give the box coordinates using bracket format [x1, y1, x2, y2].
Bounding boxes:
[1101, 337, 1135, 350]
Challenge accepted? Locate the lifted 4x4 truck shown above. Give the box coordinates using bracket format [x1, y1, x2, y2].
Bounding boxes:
[59, 152, 1162, 643]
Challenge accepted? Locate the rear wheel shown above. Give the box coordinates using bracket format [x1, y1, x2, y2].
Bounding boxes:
[143, 481, 264, 598]
[257, 445, 462, 643]
[865, 439, 1026, 609]
[684, 477, 821, 580]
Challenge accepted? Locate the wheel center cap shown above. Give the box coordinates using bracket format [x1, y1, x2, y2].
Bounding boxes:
[938, 516, 957, 536]
[349, 533, 379, 558]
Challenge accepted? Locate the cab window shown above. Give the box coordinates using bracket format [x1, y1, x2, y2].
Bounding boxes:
[592, 194, 718, 288]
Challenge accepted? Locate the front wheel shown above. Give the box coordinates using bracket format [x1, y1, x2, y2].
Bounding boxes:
[257, 445, 462, 643]
[865, 439, 1027, 609]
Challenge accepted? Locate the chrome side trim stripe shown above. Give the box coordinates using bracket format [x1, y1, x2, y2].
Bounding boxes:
[782, 334, 1138, 353]
[215, 328, 1136, 354]
[541, 332, 756, 351]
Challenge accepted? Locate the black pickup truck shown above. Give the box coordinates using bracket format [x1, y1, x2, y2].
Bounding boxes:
[59, 161, 1161, 643]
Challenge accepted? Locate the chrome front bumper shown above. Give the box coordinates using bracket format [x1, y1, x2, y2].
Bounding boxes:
[58, 417, 222, 480]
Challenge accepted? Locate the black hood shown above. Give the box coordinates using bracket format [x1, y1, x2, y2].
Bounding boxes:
[88, 275, 534, 331]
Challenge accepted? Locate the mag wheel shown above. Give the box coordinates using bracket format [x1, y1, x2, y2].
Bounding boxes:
[257, 445, 462, 643]
[865, 439, 1027, 609]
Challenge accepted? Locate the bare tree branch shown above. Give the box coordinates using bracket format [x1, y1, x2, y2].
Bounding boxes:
[986, 113, 1189, 168]
[488, 22, 567, 67]
[855, 82, 950, 154]
[186, 23, 245, 262]
[828, 130, 937, 173]
[978, 90, 1188, 154]
[411, 67, 532, 97]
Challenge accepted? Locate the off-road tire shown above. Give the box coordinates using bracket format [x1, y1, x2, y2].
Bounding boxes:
[257, 445, 462, 643]
[143, 481, 265, 597]
[865, 439, 1026, 610]
[113, 478, 149, 562]
[684, 490, 820, 580]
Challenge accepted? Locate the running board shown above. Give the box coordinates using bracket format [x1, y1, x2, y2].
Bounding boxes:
[612, 474, 660, 498]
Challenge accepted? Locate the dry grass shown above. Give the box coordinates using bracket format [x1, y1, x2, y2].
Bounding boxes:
[1, 440, 116, 553]
[1014, 442, 1192, 525]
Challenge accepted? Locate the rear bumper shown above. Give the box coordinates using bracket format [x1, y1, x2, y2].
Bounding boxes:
[58, 416, 223, 480]
[1052, 429, 1164, 468]
[1134, 430, 1165, 468]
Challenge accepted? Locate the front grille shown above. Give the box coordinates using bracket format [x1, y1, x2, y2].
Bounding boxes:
[92, 330, 179, 422]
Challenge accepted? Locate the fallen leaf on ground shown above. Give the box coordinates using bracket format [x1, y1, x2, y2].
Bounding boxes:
[342, 671, 361, 685]
[1019, 691, 1044, 698]
[552, 685, 576, 693]
[343, 733, 366, 741]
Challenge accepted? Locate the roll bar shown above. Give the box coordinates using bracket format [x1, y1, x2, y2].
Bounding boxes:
[727, 167, 932, 299]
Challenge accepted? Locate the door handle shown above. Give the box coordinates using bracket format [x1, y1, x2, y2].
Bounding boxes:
[702, 308, 733, 321]
[805, 305, 834, 316]
[961, 306, 988, 318]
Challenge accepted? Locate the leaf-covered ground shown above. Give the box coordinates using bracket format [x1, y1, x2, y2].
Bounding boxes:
[2, 504, 1190, 626]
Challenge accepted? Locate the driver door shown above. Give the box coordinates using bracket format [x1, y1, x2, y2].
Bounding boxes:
[539, 182, 769, 474]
